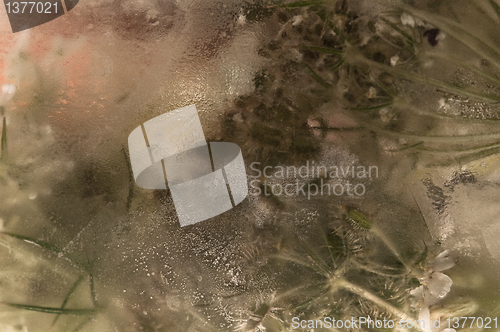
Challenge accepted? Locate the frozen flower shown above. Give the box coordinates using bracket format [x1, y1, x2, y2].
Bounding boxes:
[425, 271, 453, 300]
[0, 84, 17, 106]
[401, 13, 415, 27]
[291, 15, 303, 26]
[390, 54, 400, 66]
[232, 113, 244, 123]
[418, 306, 457, 332]
[438, 98, 448, 109]
[412, 251, 457, 332]
[431, 249, 456, 272]
[411, 250, 455, 306]
[237, 14, 246, 26]
[366, 86, 377, 98]
[288, 48, 303, 62]
[307, 117, 321, 128]
[379, 108, 391, 123]
[418, 307, 432, 332]
[401, 12, 426, 27]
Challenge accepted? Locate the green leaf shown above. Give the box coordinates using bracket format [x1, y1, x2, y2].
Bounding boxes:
[346, 207, 372, 230]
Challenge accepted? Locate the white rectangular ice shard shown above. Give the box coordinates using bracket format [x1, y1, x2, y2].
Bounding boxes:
[143, 104, 207, 162]
[163, 145, 213, 185]
[224, 154, 248, 205]
[170, 170, 233, 227]
[128, 104, 248, 226]
[128, 126, 152, 182]
[136, 162, 167, 190]
[210, 142, 248, 205]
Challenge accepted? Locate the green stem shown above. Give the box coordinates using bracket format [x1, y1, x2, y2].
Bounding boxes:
[270, 253, 328, 276]
[415, 141, 500, 154]
[297, 235, 333, 276]
[393, 100, 500, 122]
[337, 279, 410, 320]
[122, 148, 135, 212]
[276, 0, 325, 8]
[350, 53, 500, 103]
[349, 102, 393, 111]
[0, 232, 84, 270]
[70, 317, 93, 332]
[86, 254, 98, 307]
[0, 235, 83, 283]
[301, 46, 343, 55]
[289, 286, 331, 310]
[1, 117, 6, 160]
[425, 51, 500, 87]
[379, 16, 415, 45]
[351, 259, 408, 277]
[1, 232, 63, 254]
[428, 145, 500, 166]
[52, 275, 86, 326]
[3, 303, 96, 315]
[385, 129, 500, 143]
[302, 62, 332, 88]
[337, 279, 424, 332]
[386, 142, 424, 152]
[371, 226, 413, 272]
[401, 5, 500, 73]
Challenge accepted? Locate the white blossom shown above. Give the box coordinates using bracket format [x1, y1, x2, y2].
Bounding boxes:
[432, 250, 456, 272]
[412, 251, 457, 332]
[401, 13, 415, 27]
[292, 15, 303, 26]
[390, 54, 400, 66]
[237, 14, 246, 26]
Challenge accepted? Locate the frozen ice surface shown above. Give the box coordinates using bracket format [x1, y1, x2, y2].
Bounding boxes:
[410, 166, 500, 263]
[1, 0, 500, 331]
[0, 0, 268, 330]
